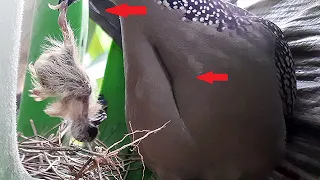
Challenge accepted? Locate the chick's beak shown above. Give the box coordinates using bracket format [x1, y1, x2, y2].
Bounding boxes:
[86, 124, 99, 142]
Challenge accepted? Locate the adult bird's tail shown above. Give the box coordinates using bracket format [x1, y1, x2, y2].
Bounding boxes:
[275, 118, 320, 180]
[247, 0, 320, 179]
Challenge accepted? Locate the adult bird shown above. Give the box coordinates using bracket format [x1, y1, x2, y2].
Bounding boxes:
[66, 0, 297, 179]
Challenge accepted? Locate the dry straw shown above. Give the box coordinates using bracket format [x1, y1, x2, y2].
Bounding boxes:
[18, 119, 169, 180]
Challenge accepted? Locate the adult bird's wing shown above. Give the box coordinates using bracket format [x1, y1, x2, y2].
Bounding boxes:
[248, 0, 320, 179]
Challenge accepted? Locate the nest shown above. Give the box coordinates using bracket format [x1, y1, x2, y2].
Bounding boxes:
[18, 120, 169, 180]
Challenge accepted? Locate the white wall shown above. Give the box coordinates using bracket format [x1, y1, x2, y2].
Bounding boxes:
[17, 0, 36, 94]
[0, 0, 35, 179]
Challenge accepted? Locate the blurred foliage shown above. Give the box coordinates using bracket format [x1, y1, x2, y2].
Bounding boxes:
[87, 20, 112, 62]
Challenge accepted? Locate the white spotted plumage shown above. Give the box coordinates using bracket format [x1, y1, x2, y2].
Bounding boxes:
[153, 0, 297, 118]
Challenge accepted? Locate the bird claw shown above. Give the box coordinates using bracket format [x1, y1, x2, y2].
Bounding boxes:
[29, 94, 44, 102]
[29, 89, 40, 96]
[29, 89, 49, 102]
[48, 3, 62, 10]
[44, 109, 58, 117]
[49, 0, 74, 46]
[29, 95, 43, 102]
[58, 0, 77, 7]
[48, 0, 71, 10]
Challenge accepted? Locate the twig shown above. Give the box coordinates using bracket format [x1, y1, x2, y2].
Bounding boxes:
[30, 119, 44, 166]
[19, 119, 170, 180]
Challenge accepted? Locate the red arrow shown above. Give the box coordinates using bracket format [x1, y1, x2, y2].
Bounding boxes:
[197, 72, 229, 84]
[105, 4, 147, 18]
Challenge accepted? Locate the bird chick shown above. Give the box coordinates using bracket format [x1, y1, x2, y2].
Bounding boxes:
[29, 0, 106, 142]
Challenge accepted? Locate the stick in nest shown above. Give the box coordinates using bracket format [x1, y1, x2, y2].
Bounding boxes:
[19, 120, 170, 180]
[78, 121, 171, 179]
[28, 0, 106, 143]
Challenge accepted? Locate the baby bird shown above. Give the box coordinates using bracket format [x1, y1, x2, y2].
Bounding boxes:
[29, 0, 106, 142]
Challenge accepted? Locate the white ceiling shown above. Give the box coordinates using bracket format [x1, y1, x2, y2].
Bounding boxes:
[237, 0, 262, 8]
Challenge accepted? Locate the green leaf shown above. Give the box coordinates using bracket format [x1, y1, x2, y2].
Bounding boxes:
[87, 23, 112, 61]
